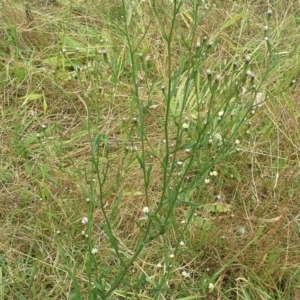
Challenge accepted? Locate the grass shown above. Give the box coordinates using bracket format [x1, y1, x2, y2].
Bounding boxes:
[1, 0, 300, 299]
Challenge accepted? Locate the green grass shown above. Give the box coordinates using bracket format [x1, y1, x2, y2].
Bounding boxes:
[1, 0, 300, 299]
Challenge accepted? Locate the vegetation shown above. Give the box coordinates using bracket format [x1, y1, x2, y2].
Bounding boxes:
[1, 0, 300, 299]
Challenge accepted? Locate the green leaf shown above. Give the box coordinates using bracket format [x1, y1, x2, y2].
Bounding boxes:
[192, 216, 211, 230]
[125, 157, 138, 170]
[177, 295, 203, 300]
[220, 13, 243, 31]
[123, 189, 143, 196]
[15, 69, 26, 83]
[201, 202, 232, 213]
[19, 93, 43, 100]
[63, 36, 83, 49]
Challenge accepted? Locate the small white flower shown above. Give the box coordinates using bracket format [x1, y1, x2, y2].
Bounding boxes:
[264, 37, 269, 42]
[208, 138, 213, 144]
[182, 271, 190, 278]
[208, 283, 215, 290]
[176, 161, 183, 166]
[235, 139, 240, 145]
[126, 145, 138, 151]
[181, 220, 186, 224]
[81, 217, 88, 225]
[91, 248, 98, 254]
[169, 254, 175, 259]
[142, 206, 150, 214]
[218, 110, 224, 117]
[182, 122, 189, 129]
[81, 230, 88, 238]
[210, 171, 218, 177]
[156, 263, 163, 268]
[264, 25, 269, 31]
[213, 132, 223, 143]
[245, 55, 251, 62]
[41, 124, 47, 129]
[86, 198, 90, 202]
[246, 70, 252, 77]
[215, 74, 221, 82]
[196, 41, 201, 49]
[205, 178, 210, 184]
[179, 241, 185, 246]
[56, 230, 60, 234]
